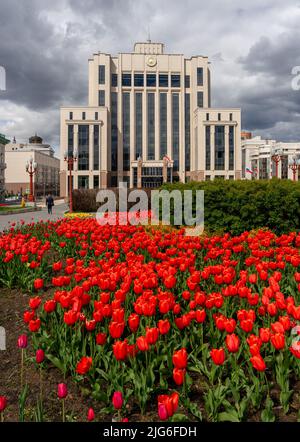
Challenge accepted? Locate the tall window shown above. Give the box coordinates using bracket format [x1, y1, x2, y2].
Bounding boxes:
[78, 176, 89, 189]
[242, 149, 246, 178]
[160, 93, 167, 158]
[135, 93, 143, 159]
[93, 175, 99, 189]
[197, 91, 203, 108]
[82, 112, 86, 120]
[98, 65, 105, 84]
[122, 73, 131, 87]
[147, 74, 156, 87]
[147, 93, 155, 160]
[171, 74, 180, 87]
[68, 125, 74, 157]
[172, 93, 179, 171]
[93, 125, 99, 171]
[95, 112, 98, 120]
[205, 126, 211, 170]
[197, 67, 203, 86]
[134, 73, 144, 87]
[69, 112, 73, 120]
[159, 74, 168, 87]
[122, 92, 130, 171]
[111, 92, 118, 172]
[78, 125, 89, 171]
[229, 126, 234, 170]
[281, 155, 288, 179]
[215, 125, 225, 170]
[111, 73, 118, 87]
[185, 93, 190, 171]
[98, 90, 105, 106]
[185, 75, 190, 88]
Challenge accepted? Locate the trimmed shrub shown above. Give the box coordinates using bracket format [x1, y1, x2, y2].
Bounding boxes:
[161, 179, 300, 235]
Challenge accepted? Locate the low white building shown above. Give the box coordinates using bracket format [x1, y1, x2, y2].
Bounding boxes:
[241, 135, 300, 180]
[5, 134, 60, 197]
[0, 133, 9, 201]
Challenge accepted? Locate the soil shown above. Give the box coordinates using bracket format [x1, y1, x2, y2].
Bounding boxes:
[0, 288, 299, 422]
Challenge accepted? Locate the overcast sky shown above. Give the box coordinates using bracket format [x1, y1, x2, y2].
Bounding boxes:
[1, 0, 300, 154]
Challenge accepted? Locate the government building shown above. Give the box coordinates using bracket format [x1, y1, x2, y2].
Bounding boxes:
[60, 41, 241, 194]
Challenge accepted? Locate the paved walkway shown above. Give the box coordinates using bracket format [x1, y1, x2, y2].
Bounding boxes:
[0, 202, 68, 231]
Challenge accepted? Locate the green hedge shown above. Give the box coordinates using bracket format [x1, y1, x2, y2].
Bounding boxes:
[161, 179, 300, 235]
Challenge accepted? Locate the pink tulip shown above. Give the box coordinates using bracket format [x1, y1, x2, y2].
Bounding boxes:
[87, 407, 95, 421]
[112, 391, 123, 409]
[57, 383, 68, 399]
[36, 349, 45, 364]
[158, 403, 168, 421]
[17, 334, 28, 349]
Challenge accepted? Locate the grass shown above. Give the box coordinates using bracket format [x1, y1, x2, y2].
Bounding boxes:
[0, 206, 26, 213]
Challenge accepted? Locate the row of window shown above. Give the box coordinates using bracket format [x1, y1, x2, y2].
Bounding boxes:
[206, 112, 233, 121]
[206, 125, 235, 171]
[99, 65, 204, 88]
[69, 111, 99, 120]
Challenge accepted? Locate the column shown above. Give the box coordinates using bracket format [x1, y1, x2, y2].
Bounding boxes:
[210, 125, 215, 176]
[225, 125, 229, 173]
[89, 124, 94, 189]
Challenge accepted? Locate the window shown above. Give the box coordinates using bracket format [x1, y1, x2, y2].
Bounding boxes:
[94, 125, 100, 171]
[147, 73, 156, 87]
[111, 92, 118, 171]
[69, 112, 73, 120]
[205, 126, 211, 170]
[135, 93, 143, 159]
[122, 92, 130, 171]
[93, 175, 99, 189]
[205, 175, 211, 181]
[147, 93, 155, 160]
[95, 112, 98, 120]
[159, 74, 168, 87]
[122, 73, 131, 87]
[197, 67, 203, 86]
[78, 125, 89, 171]
[111, 73, 118, 87]
[78, 176, 89, 189]
[185, 75, 190, 88]
[281, 155, 288, 179]
[68, 125, 74, 157]
[134, 73, 144, 87]
[98, 65, 105, 84]
[206, 113, 209, 121]
[229, 113, 233, 121]
[172, 93, 179, 171]
[160, 93, 167, 158]
[82, 112, 86, 120]
[218, 113, 221, 121]
[98, 90, 105, 106]
[229, 175, 234, 180]
[242, 149, 246, 178]
[197, 91, 203, 108]
[229, 126, 234, 170]
[171, 74, 180, 87]
[185, 93, 190, 171]
[215, 126, 225, 170]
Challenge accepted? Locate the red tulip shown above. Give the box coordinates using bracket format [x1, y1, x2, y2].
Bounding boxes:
[173, 368, 186, 385]
[112, 391, 123, 409]
[57, 383, 68, 399]
[270, 333, 285, 350]
[128, 313, 140, 333]
[34, 278, 44, 290]
[210, 348, 226, 365]
[172, 348, 188, 369]
[113, 340, 128, 360]
[250, 354, 266, 371]
[96, 332, 107, 345]
[29, 318, 41, 332]
[0, 396, 7, 412]
[17, 334, 28, 349]
[136, 336, 149, 352]
[36, 349, 45, 364]
[87, 407, 95, 421]
[145, 327, 159, 345]
[225, 334, 240, 353]
[158, 403, 168, 420]
[76, 356, 92, 375]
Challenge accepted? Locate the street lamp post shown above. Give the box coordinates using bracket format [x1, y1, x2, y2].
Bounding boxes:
[289, 154, 299, 181]
[25, 157, 37, 202]
[64, 150, 77, 213]
[271, 149, 283, 178]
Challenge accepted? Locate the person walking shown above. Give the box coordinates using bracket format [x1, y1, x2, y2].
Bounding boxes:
[46, 194, 54, 215]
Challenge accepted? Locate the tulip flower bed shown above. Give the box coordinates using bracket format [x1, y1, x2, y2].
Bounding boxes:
[1, 217, 300, 422]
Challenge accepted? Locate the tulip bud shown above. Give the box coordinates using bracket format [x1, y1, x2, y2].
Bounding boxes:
[57, 383, 68, 399]
[112, 391, 123, 409]
[87, 407, 95, 421]
[17, 334, 28, 349]
[0, 396, 7, 412]
[36, 349, 45, 364]
[158, 403, 168, 421]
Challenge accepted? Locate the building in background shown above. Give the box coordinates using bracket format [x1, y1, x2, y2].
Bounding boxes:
[241, 135, 300, 180]
[241, 131, 252, 140]
[0, 133, 9, 201]
[5, 134, 60, 196]
[60, 41, 241, 195]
